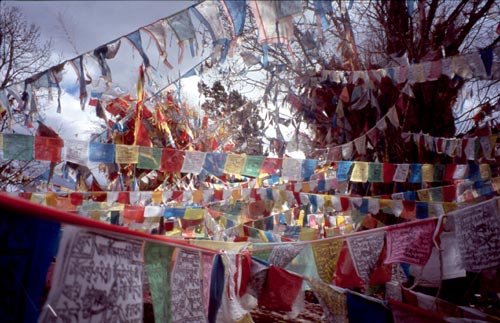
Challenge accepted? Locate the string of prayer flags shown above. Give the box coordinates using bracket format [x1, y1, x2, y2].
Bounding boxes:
[39, 226, 144, 322]
[2, 131, 496, 184]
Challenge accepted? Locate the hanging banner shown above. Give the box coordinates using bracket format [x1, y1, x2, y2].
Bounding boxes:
[170, 249, 206, 322]
[40, 226, 144, 322]
[452, 198, 500, 272]
[144, 242, 175, 323]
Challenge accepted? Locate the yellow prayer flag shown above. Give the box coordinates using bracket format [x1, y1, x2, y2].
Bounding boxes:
[299, 227, 318, 241]
[311, 238, 344, 283]
[417, 189, 431, 202]
[151, 191, 163, 204]
[45, 193, 58, 207]
[115, 144, 139, 164]
[421, 164, 434, 182]
[351, 162, 369, 182]
[479, 164, 491, 179]
[231, 189, 242, 200]
[223, 153, 246, 175]
[189, 240, 249, 252]
[193, 190, 204, 204]
[442, 202, 458, 213]
[90, 211, 101, 221]
[184, 208, 205, 220]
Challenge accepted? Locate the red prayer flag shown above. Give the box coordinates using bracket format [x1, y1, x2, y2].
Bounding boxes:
[160, 148, 184, 172]
[383, 163, 396, 182]
[34, 136, 63, 162]
[123, 205, 145, 224]
[332, 240, 365, 288]
[442, 185, 457, 202]
[260, 158, 283, 175]
[443, 164, 456, 181]
[258, 266, 303, 312]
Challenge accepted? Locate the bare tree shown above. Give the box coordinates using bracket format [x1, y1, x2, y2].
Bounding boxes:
[0, 4, 53, 191]
[0, 5, 52, 89]
[210, 0, 500, 163]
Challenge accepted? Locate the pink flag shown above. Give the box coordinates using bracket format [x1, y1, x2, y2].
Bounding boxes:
[385, 220, 436, 266]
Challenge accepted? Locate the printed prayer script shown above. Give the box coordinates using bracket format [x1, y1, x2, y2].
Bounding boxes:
[39, 226, 144, 323]
[385, 220, 435, 266]
[170, 249, 205, 323]
[346, 232, 385, 283]
[453, 198, 500, 272]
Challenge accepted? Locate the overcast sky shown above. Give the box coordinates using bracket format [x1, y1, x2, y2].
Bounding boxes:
[5, 1, 196, 62]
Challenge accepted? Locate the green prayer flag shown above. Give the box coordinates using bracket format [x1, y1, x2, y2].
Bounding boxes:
[368, 162, 383, 182]
[3, 134, 34, 160]
[242, 155, 265, 177]
[138, 146, 162, 170]
[144, 242, 174, 323]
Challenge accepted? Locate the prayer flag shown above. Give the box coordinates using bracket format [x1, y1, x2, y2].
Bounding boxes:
[144, 243, 174, 323]
[224, 153, 245, 175]
[160, 148, 184, 172]
[242, 155, 265, 177]
[34, 136, 63, 162]
[138, 146, 162, 170]
[89, 142, 115, 163]
[115, 144, 138, 164]
[3, 133, 33, 160]
[181, 151, 206, 174]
